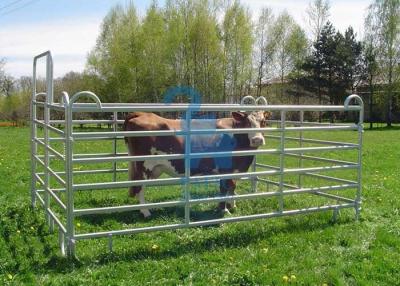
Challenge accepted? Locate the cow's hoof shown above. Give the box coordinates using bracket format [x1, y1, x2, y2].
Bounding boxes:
[141, 209, 151, 218]
[226, 203, 237, 212]
[222, 208, 231, 216]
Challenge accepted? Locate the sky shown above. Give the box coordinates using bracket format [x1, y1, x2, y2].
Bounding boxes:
[0, 0, 371, 78]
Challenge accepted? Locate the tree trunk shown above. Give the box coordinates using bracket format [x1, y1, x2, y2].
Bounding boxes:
[369, 76, 374, 129]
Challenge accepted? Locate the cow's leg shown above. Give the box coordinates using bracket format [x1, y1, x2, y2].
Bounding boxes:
[219, 179, 237, 213]
[128, 161, 151, 218]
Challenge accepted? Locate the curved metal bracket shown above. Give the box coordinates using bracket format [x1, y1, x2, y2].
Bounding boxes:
[344, 94, 364, 124]
[69, 91, 102, 109]
[240, 96, 256, 105]
[256, 96, 268, 106]
[33, 92, 47, 101]
[60, 91, 70, 108]
[344, 94, 363, 109]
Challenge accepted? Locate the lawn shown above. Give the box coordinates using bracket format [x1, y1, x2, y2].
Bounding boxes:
[0, 126, 399, 285]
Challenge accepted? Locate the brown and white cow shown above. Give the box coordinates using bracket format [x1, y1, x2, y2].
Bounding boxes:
[123, 110, 270, 217]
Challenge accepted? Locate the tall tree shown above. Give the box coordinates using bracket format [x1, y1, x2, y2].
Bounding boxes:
[306, 0, 330, 42]
[222, 1, 253, 103]
[366, 0, 400, 127]
[87, 4, 141, 102]
[138, 2, 168, 102]
[272, 11, 296, 97]
[363, 40, 379, 128]
[287, 25, 308, 103]
[0, 59, 14, 97]
[254, 7, 275, 97]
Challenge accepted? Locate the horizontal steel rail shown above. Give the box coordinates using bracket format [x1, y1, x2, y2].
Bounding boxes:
[73, 177, 185, 191]
[37, 168, 129, 176]
[71, 125, 358, 140]
[73, 184, 357, 217]
[49, 119, 125, 125]
[268, 119, 350, 126]
[265, 135, 358, 147]
[37, 137, 66, 142]
[68, 103, 362, 113]
[72, 145, 357, 164]
[302, 172, 358, 185]
[256, 178, 356, 203]
[74, 203, 355, 240]
[285, 153, 358, 165]
[72, 164, 358, 191]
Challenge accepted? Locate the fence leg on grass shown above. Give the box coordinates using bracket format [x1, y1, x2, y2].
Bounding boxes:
[59, 230, 66, 256]
[108, 234, 113, 253]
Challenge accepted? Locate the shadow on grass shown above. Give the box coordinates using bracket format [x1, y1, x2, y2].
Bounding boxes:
[365, 125, 400, 131]
[1, 200, 355, 275]
[42, 211, 354, 274]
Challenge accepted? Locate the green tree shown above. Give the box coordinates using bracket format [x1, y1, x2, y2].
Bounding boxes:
[287, 25, 308, 103]
[306, 0, 330, 42]
[366, 0, 400, 126]
[222, 1, 253, 103]
[138, 2, 168, 102]
[87, 4, 141, 102]
[363, 41, 379, 128]
[254, 7, 275, 97]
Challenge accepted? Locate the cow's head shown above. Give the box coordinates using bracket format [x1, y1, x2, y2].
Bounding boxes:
[232, 111, 271, 148]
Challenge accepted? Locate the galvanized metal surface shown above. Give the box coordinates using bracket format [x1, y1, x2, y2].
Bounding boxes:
[30, 52, 364, 257]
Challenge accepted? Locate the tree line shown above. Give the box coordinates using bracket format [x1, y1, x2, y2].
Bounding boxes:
[1, 0, 399, 126]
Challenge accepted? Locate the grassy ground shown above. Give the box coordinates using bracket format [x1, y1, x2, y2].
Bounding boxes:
[0, 126, 399, 285]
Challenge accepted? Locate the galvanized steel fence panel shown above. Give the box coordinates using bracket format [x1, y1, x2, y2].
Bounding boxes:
[30, 52, 364, 257]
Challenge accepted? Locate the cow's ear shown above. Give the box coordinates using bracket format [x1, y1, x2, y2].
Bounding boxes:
[232, 111, 247, 121]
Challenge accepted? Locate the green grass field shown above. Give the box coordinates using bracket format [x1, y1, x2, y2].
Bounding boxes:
[0, 126, 399, 285]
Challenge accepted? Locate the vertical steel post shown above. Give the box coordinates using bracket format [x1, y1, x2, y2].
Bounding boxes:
[184, 108, 192, 225]
[44, 55, 54, 229]
[112, 111, 118, 182]
[251, 156, 257, 192]
[344, 94, 364, 220]
[355, 111, 364, 220]
[278, 111, 286, 212]
[298, 110, 304, 188]
[30, 66, 38, 208]
[65, 100, 75, 257]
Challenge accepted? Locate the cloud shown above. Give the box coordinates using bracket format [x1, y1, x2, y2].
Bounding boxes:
[0, 17, 102, 77]
[247, 0, 368, 37]
[1, 0, 370, 78]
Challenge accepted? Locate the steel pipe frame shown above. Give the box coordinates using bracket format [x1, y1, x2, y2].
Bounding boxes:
[31, 53, 364, 257]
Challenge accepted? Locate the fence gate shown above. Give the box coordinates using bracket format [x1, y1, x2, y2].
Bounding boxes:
[30, 52, 364, 257]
